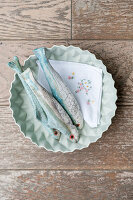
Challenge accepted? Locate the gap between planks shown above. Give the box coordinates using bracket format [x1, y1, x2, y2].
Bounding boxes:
[71, 0, 72, 39]
[0, 169, 133, 171]
[0, 39, 133, 41]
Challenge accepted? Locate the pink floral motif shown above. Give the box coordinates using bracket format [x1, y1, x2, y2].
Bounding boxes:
[75, 79, 92, 95]
[76, 89, 80, 93]
[87, 100, 90, 105]
[68, 76, 72, 79]
[68, 72, 75, 80]
[87, 99, 95, 105]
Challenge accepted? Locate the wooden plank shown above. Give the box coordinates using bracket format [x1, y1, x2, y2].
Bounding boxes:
[72, 0, 133, 39]
[0, 105, 133, 170]
[0, 170, 133, 200]
[0, 40, 133, 106]
[0, 0, 71, 40]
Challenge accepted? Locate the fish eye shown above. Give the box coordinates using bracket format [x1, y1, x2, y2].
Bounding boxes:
[76, 124, 80, 127]
[70, 134, 74, 139]
[54, 131, 58, 135]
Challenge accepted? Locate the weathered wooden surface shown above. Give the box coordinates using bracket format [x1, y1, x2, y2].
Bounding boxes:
[0, 105, 133, 170]
[0, 0, 133, 199]
[0, 0, 71, 40]
[72, 0, 133, 39]
[0, 40, 133, 106]
[0, 170, 133, 200]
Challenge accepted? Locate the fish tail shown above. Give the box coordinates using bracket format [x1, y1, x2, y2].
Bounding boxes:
[22, 68, 39, 92]
[8, 56, 22, 74]
[33, 47, 49, 69]
[33, 47, 46, 61]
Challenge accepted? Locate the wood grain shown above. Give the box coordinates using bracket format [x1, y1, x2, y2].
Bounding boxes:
[0, 169, 133, 200]
[0, 0, 133, 199]
[0, 0, 71, 40]
[72, 0, 133, 39]
[0, 105, 133, 170]
[0, 40, 133, 106]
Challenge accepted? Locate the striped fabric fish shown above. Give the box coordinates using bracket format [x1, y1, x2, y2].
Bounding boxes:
[22, 68, 79, 142]
[8, 56, 60, 140]
[33, 47, 84, 129]
[8, 57, 79, 142]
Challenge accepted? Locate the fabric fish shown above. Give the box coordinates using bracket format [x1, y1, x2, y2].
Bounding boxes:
[33, 47, 84, 129]
[22, 68, 79, 142]
[8, 57, 79, 142]
[8, 56, 60, 140]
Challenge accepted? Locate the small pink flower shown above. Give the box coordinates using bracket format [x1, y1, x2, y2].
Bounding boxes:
[76, 89, 80, 93]
[68, 76, 71, 79]
[80, 87, 84, 90]
[80, 83, 82, 85]
[87, 100, 90, 105]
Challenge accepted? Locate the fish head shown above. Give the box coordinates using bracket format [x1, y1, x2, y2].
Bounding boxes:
[52, 129, 61, 140]
[75, 118, 84, 129]
[69, 126, 79, 143]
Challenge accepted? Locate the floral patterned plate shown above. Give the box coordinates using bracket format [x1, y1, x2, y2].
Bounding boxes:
[10, 45, 117, 152]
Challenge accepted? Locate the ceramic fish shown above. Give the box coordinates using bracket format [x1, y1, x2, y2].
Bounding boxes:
[22, 68, 79, 142]
[33, 47, 84, 129]
[8, 56, 60, 140]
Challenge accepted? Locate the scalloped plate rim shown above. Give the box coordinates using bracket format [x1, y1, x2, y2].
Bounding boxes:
[9, 45, 117, 153]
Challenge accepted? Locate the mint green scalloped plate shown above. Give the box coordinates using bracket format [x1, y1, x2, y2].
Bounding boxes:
[10, 45, 117, 152]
